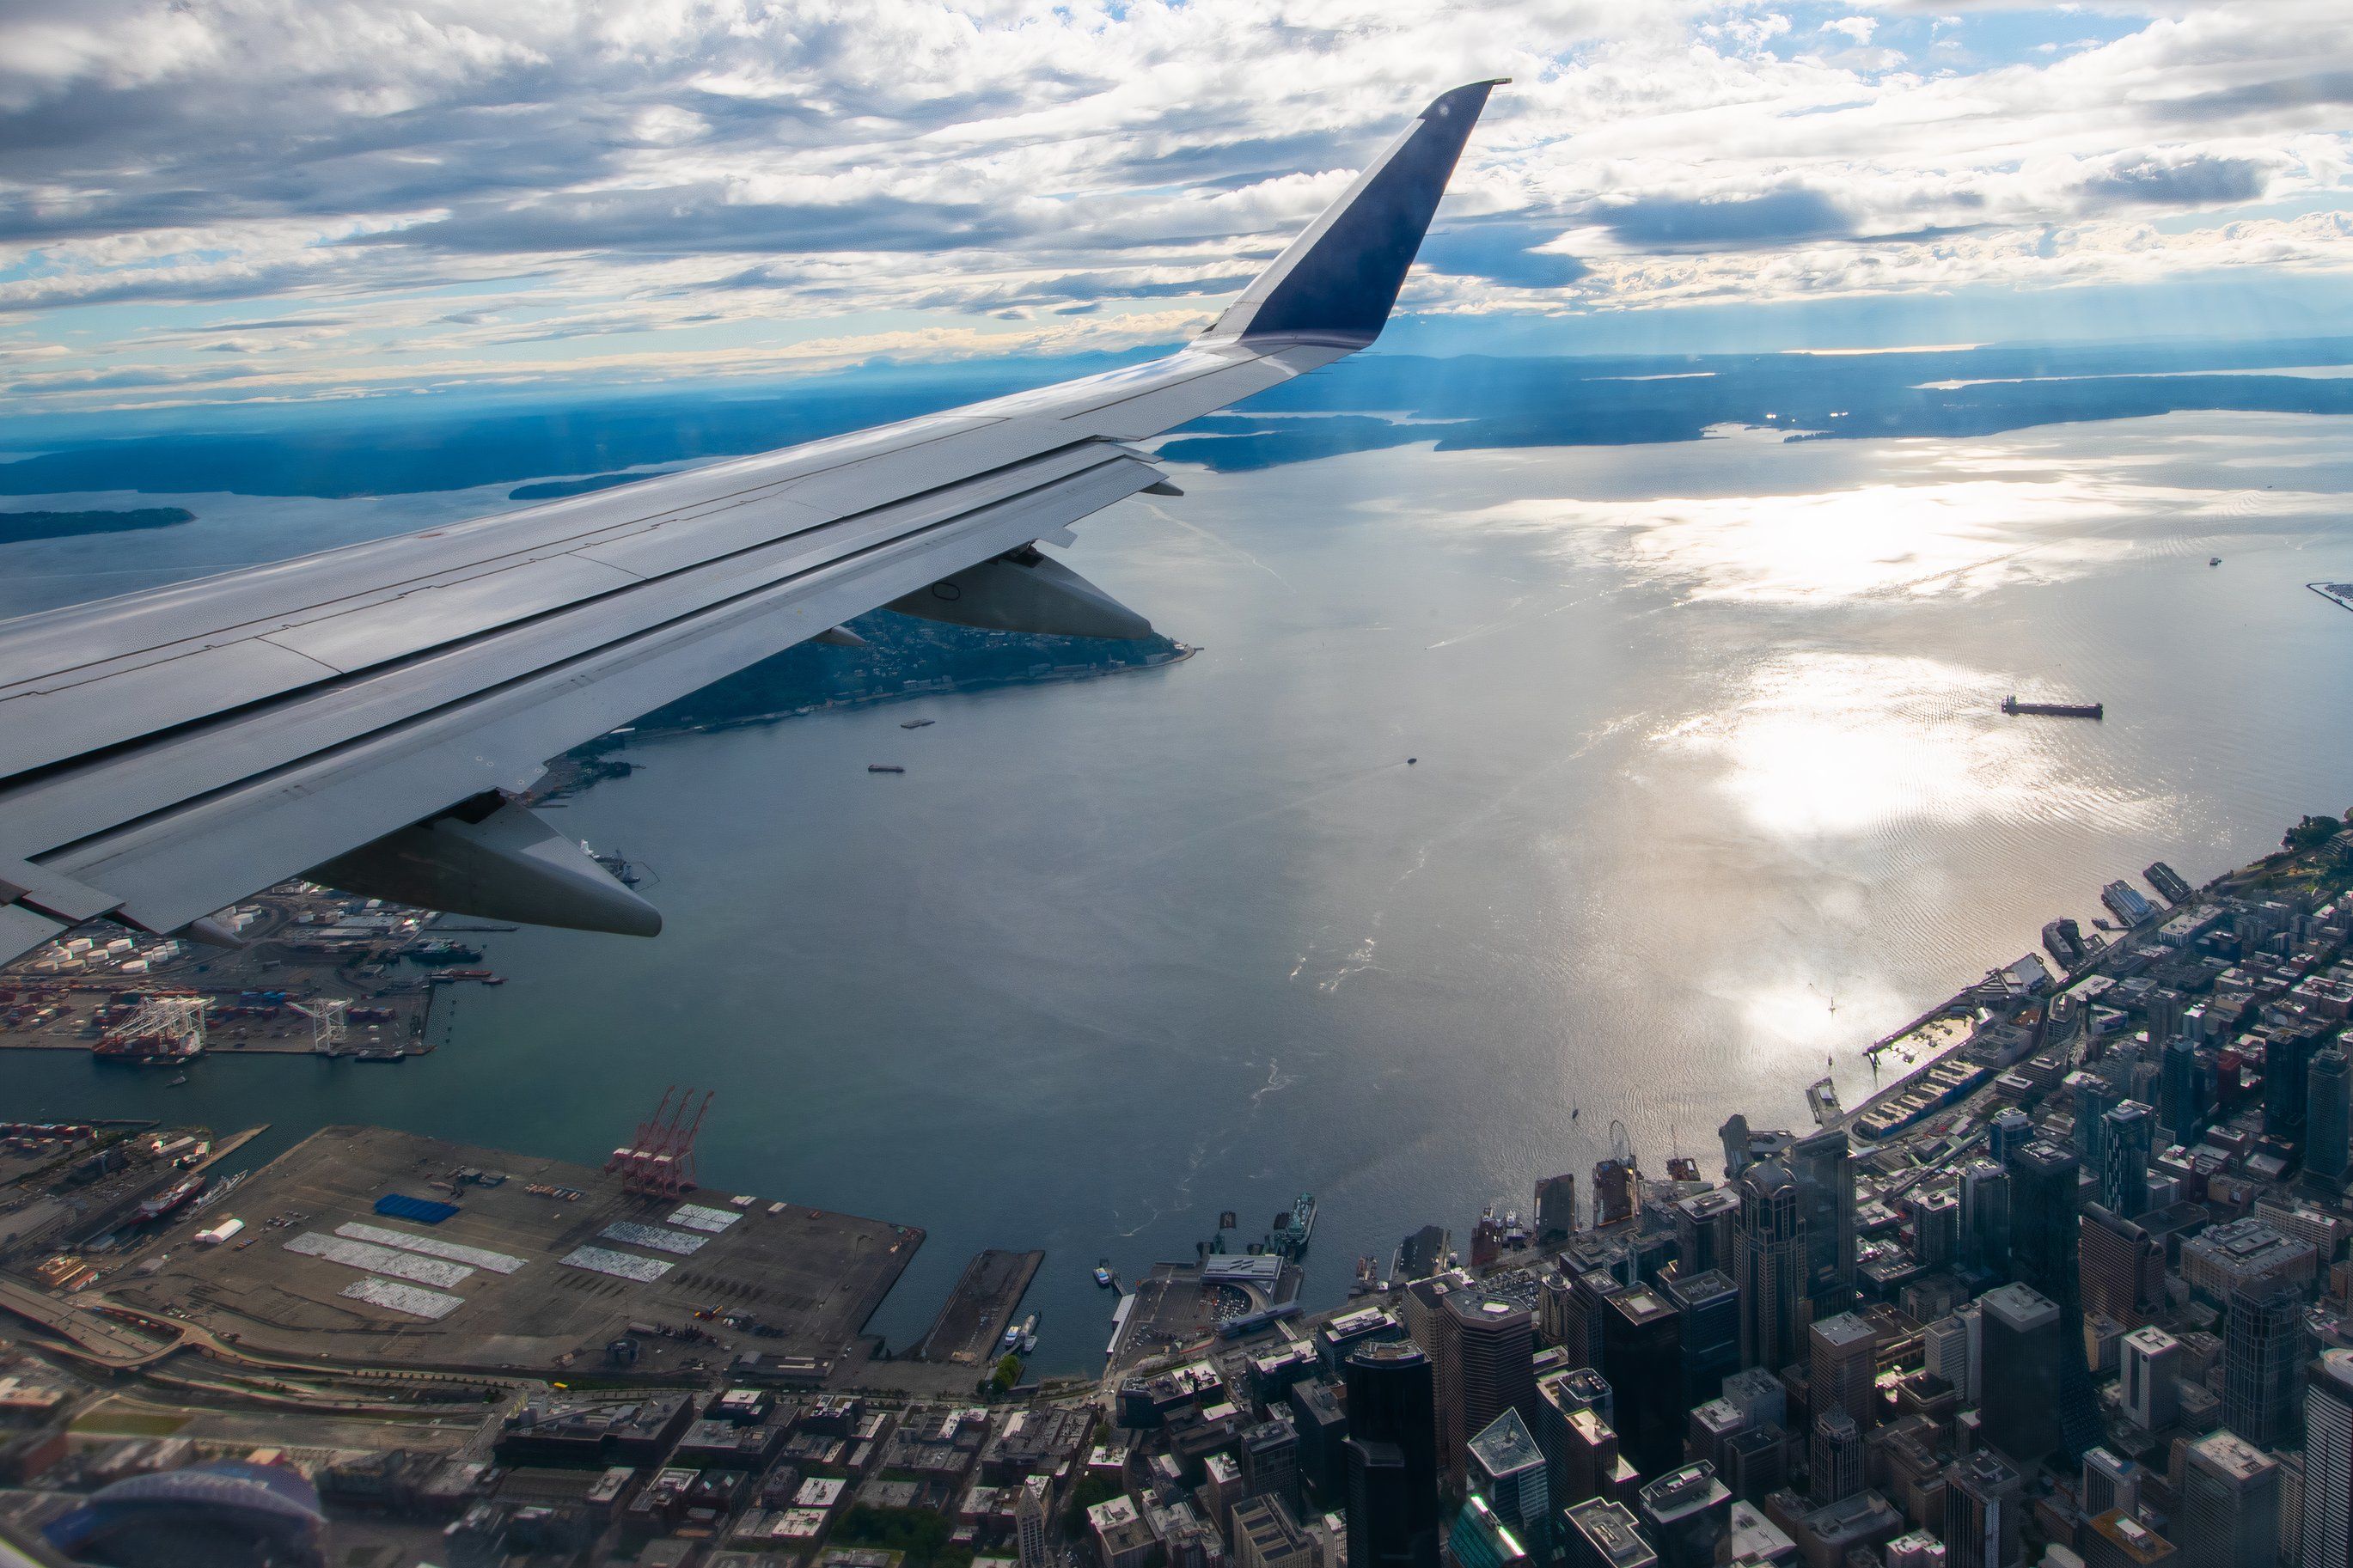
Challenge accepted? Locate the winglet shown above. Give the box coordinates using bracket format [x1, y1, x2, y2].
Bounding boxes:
[1205, 80, 1506, 349]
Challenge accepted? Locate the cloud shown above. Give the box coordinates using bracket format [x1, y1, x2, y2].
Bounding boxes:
[1598, 189, 1855, 248]
[0, 0, 2345, 414]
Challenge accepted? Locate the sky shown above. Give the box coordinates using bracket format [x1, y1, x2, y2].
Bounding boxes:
[3, 0, 2351, 418]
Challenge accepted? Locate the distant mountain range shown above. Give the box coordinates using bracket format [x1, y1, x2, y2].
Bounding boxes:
[3, 338, 2350, 503]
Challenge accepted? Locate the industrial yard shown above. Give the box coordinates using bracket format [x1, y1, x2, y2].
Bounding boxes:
[100, 1126, 920, 1380]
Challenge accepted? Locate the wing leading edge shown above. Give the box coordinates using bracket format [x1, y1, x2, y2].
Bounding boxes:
[0, 81, 1503, 961]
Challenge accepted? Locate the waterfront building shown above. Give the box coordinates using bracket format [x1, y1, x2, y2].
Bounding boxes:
[1978, 1283, 2064, 1467]
[1635, 1462, 1731, 1568]
[1537, 1173, 1580, 1244]
[2175, 1430, 2279, 1568]
[1445, 1493, 1527, 1568]
[1663, 1269, 1739, 1410]
[2223, 1284, 2304, 1450]
[1560, 1498, 1659, 1568]
[2121, 1325, 2181, 1431]
[2308, 1047, 2352, 1199]
[2100, 1101, 2154, 1219]
[1343, 1341, 1438, 1568]
[1733, 1158, 1807, 1374]
[1465, 1409, 1548, 1563]
[2003, 1140, 2103, 1457]
[2307, 1350, 2353, 1568]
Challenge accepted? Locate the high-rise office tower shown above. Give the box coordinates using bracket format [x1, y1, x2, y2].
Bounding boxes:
[1733, 1158, 1806, 1374]
[1911, 1188, 1960, 1272]
[1466, 1410, 1549, 1564]
[1664, 1268, 1739, 1410]
[2176, 1431, 2280, 1568]
[1959, 1160, 2011, 1276]
[1946, 1452, 2024, 1568]
[1448, 1292, 1538, 1489]
[2160, 1035, 2199, 1146]
[2266, 1028, 2321, 1139]
[1240, 1419, 1301, 1516]
[2079, 1202, 2163, 1329]
[1989, 1107, 2033, 1165]
[2071, 1071, 2118, 1168]
[1447, 1494, 1530, 1568]
[1563, 1269, 1624, 1374]
[2120, 1325, 2181, 1432]
[1792, 1128, 1856, 1317]
[1344, 1341, 1439, 1568]
[1635, 1462, 1731, 1568]
[1979, 1282, 2065, 1467]
[1561, 1499, 1659, 1568]
[1809, 1312, 1879, 1434]
[1286, 1377, 1348, 1509]
[1811, 1410, 1865, 1504]
[1673, 1188, 1740, 1278]
[2003, 1140, 2103, 1457]
[2223, 1284, 2304, 1451]
[1923, 1313, 1974, 1406]
[1402, 1277, 1465, 1485]
[2100, 1101, 2154, 1219]
[1536, 1368, 1602, 1515]
[2308, 1048, 2352, 1199]
[1016, 1475, 1051, 1568]
[1602, 1285, 1684, 1476]
[2082, 1447, 2140, 1522]
[2306, 1350, 2353, 1568]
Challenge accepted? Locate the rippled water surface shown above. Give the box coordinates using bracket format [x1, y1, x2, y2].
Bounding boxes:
[12, 411, 2353, 1370]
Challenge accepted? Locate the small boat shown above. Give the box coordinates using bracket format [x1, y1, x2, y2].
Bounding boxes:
[1407, 757, 1418, 765]
[2209, 557, 2222, 566]
[1093, 1262, 1114, 1289]
[900, 718, 936, 729]
[168, 1073, 189, 1087]
[868, 764, 905, 774]
[1002, 1312, 1037, 1352]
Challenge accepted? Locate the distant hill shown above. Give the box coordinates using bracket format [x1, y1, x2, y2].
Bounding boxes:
[0, 507, 194, 545]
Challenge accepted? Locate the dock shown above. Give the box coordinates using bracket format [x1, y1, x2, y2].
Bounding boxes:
[915, 1248, 1042, 1365]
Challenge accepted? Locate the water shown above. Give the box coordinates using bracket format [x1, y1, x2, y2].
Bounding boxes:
[10, 410, 2353, 1372]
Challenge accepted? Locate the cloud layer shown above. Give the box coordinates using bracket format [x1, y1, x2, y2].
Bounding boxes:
[1, 0, 2350, 413]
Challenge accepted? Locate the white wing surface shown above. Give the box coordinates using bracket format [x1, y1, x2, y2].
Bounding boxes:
[0, 81, 1502, 958]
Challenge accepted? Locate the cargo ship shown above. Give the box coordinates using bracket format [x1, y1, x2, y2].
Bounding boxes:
[1268, 1193, 1317, 1260]
[2001, 696, 2103, 720]
[406, 940, 483, 966]
[136, 1174, 205, 1223]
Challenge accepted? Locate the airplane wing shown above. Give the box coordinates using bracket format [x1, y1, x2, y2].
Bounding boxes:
[0, 80, 1502, 961]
